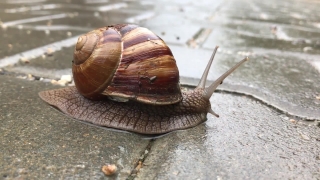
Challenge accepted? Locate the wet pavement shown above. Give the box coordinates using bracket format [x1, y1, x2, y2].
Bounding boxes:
[0, 0, 319, 179]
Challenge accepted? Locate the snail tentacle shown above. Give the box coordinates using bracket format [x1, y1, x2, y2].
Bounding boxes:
[208, 108, 219, 118]
[197, 46, 219, 89]
[203, 57, 249, 100]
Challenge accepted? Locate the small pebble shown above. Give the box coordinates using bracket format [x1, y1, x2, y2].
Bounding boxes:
[300, 133, 310, 140]
[289, 119, 296, 123]
[135, 161, 142, 171]
[57, 79, 69, 86]
[45, 29, 50, 35]
[49, 75, 72, 86]
[51, 79, 58, 85]
[46, 48, 54, 56]
[20, 57, 30, 63]
[102, 164, 117, 176]
[27, 74, 35, 80]
[51, 79, 69, 86]
[60, 75, 72, 82]
[1, 24, 7, 30]
[303, 46, 313, 52]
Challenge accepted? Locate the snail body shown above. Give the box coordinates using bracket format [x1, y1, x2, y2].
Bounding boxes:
[39, 24, 248, 135]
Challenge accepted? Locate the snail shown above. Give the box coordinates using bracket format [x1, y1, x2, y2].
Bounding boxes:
[39, 24, 248, 135]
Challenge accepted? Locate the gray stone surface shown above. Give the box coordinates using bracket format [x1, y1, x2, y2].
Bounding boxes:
[136, 93, 320, 179]
[143, 0, 320, 119]
[0, 76, 150, 179]
[0, 0, 319, 179]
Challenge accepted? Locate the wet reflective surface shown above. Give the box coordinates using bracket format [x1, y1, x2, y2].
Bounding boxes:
[1, 0, 319, 120]
[0, 0, 319, 179]
[0, 76, 149, 179]
[137, 93, 320, 179]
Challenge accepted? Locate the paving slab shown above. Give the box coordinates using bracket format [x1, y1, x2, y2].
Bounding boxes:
[136, 93, 320, 179]
[142, 0, 320, 120]
[0, 76, 150, 179]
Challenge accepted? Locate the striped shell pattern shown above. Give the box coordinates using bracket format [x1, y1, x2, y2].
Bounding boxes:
[72, 24, 182, 105]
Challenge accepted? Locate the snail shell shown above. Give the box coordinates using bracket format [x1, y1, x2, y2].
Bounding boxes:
[72, 24, 181, 105]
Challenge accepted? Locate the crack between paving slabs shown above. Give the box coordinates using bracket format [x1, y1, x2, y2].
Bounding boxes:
[126, 139, 155, 180]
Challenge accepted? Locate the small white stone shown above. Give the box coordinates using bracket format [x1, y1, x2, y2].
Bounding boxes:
[57, 79, 68, 86]
[51, 79, 58, 85]
[303, 46, 313, 52]
[44, 29, 50, 35]
[300, 133, 310, 140]
[20, 57, 30, 63]
[60, 75, 72, 82]
[46, 48, 54, 56]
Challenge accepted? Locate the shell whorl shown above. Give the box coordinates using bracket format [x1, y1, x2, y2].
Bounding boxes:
[73, 27, 122, 99]
[72, 24, 182, 104]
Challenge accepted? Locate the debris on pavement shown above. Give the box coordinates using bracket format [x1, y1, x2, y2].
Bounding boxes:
[102, 164, 118, 176]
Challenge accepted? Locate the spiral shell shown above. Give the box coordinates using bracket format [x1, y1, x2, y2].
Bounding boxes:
[72, 24, 182, 105]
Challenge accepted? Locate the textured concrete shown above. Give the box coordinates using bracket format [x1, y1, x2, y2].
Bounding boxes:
[0, 76, 150, 179]
[0, 0, 319, 179]
[137, 93, 320, 179]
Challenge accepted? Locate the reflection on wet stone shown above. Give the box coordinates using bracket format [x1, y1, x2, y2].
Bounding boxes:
[0, 0, 319, 179]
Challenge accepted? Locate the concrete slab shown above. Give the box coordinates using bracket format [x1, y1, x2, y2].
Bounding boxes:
[141, 0, 320, 119]
[0, 76, 150, 179]
[136, 93, 320, 179]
